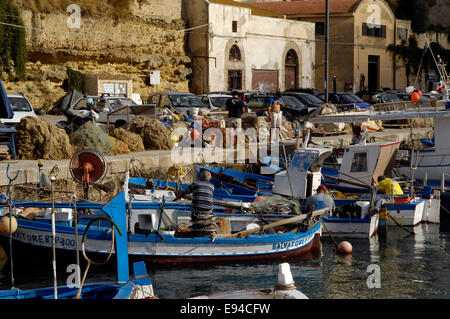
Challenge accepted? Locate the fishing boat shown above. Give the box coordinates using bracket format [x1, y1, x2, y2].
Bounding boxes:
[0, 192, 155, 299]
[1, 191, 324, 265]
[126, 147, 380, 238]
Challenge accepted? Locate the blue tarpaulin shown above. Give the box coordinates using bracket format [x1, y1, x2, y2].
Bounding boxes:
[0, 79, 13, 119]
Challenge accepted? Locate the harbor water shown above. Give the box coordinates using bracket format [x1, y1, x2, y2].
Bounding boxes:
[0, 222, 449, 299]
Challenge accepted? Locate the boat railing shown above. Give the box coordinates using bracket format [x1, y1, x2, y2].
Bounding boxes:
[308, 99, 450, 124]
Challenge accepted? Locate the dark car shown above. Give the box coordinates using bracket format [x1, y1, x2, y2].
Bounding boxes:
[281, 95, 309, 119]
[356, 90, 402, 104]
[318, 92, 371, 110]
[282, 92, 324, 114]
[396, 93, 430, 106]
[284, 88, 320, 97]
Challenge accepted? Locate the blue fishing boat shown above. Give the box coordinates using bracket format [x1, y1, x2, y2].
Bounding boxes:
[1, 191, 324, 266]
[0, 192, 155, 299]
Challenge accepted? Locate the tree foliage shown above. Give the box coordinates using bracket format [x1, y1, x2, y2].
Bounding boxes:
[388, 36, 450, 79]
[0, 0, 27, 81]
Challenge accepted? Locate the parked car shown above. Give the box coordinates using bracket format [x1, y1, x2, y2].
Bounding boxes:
[396, 92, 430, 106]
[199, 94, 232, 110]
[284, 88, 320, 97]
[282, 92, 324, 114]
[356, 90, 402, 104]
[207, 90, 258, 103]
[148, 92, 208, 116]
[2, 92, 37, 126]
[64, 94, 159, 130]
[281, 95, 309, 119]
[318, 92, 371, 110]
[246, 92, 274, 115]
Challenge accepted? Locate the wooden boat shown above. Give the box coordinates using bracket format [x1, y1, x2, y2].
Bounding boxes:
[0, 192, 155, 299]
[2, 192, 324, 265]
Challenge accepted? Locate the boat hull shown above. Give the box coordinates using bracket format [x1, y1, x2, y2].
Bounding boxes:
[322, 214, 379, 238]
[4, 218, 322, 265]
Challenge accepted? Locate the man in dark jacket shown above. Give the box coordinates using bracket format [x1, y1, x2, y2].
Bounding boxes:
[226, 91, 246, 129]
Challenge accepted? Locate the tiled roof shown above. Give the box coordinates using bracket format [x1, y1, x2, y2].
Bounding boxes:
[243, 0, 363, 16]
[209, 0, 285, 18]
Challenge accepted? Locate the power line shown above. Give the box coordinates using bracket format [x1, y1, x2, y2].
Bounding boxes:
[0, 21, 210, 38]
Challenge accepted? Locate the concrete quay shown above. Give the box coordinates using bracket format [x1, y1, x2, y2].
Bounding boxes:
[0, 127, 431, 187]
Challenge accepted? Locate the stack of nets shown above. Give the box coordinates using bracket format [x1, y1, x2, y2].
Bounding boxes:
[125, 117, 174, 150]
[190, 210, 220, 237]
[110, 128, 145, 153]
[70, 121, 115, 155]
[250, 195, 301, 215]
[14, 116, 74, 160]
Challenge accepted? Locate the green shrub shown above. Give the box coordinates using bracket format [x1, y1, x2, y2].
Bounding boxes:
[0, 0, 27, 81]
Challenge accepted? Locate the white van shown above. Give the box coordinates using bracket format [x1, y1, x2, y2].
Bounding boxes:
[1, 92, 37, 126]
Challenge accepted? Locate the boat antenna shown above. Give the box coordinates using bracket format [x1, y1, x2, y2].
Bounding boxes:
[50, 172, 58, 299]
[6, 164, 20, 289]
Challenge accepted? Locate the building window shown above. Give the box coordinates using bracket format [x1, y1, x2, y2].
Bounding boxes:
[229, 45, 241, 61]
[232, 20, 237, 33]
[315, 22, 325, 36]
[397, 27, 408, 41]
[362, 23, 386, 38]
[228, 70, 242, 90]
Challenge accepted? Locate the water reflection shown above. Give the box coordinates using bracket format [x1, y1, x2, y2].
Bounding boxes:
[0, 224, 449, 298]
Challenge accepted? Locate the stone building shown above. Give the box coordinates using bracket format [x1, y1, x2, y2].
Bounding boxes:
[184, 0, 316, 94]
[244, 0, 413, 92]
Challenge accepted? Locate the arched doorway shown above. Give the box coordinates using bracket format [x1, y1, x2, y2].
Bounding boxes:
[285, 50, 298, 90]
[228, 44, 243, 90]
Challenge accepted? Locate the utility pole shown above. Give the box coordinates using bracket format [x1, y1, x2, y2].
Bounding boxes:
[325, 0, 329, 103]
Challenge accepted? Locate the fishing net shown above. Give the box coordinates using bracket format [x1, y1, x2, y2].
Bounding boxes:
[69, 121, 114, 155]
[110, 127, 145, 153]
[111, 138, 130, 155]
[125, 117, 174, 150]
[250, 195, 302, 215]
[14, 116, 75, 160]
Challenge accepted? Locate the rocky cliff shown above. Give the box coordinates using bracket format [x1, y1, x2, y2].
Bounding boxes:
[5, 0, 191, 109]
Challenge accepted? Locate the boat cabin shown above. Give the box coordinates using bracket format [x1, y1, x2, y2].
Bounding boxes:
[337, 141, 400, 189]
[273, 148, 332, 198]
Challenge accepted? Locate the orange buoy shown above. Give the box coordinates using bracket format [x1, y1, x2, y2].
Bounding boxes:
[253, 196, 267, 203]
[411, 92, 420, 102]
[0, 215, 18, 235]
[336, 241, 352, 254]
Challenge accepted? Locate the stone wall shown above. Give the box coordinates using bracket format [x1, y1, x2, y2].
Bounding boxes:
[5, 0, 191, 109]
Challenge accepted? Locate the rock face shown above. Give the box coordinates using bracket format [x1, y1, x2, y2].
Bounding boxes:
[7, 0, 191, 109]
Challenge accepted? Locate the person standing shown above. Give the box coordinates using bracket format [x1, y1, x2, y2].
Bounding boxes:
[226, 91, 246, 129]
[226, 91, 246, 147]
[268, 91, 284, 141]
[173, 171, 219, 236]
